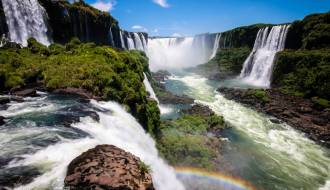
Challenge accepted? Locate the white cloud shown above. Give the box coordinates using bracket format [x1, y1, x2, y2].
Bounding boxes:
[152, 0, 170, 8]
[132, 25, 148, 32]
[91, 0, 116, 12]
[171, 33, 182, 37]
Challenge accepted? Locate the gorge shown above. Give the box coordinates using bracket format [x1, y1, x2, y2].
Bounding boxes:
[0, 0, 329, 190]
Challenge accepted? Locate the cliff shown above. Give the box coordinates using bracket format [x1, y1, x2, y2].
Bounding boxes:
[38, 0, 121, 46]
[272, 12, 330, 103]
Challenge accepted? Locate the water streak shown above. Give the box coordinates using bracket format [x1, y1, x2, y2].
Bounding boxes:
[239, 25, 290, 87]
[1, 0, 52, 46]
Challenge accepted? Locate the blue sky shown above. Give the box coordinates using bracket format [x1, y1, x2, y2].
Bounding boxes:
[84, 0, 330, 37]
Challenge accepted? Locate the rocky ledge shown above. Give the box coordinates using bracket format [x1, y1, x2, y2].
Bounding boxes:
[218, 88, 330, 147]
[65, 145, 155, 190]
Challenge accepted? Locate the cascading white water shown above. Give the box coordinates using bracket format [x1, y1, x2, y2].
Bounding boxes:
[4, 98, 184, 190]
[239, 25, 290, 87]
[120, 30, 126, 49]
[210, 33, 222, 59]
[127, 33, 135, 50]
[133, 33, 145, 51]
[109, 27, 115, 47]
[148, 34, 218, 71]
[1, 0, 52, 46]
[143, 73, 160, 104]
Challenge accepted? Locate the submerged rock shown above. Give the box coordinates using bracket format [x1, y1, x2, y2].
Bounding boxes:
[65, 145, 155, 190]
[0, 166, 41, 188]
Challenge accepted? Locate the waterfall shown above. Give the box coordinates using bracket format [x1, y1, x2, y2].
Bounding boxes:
[239, 25, 290, 87]
[210, 33, 222, 59]
[143, 73, 159, 104]
[120, 30, 126, 49]
[133, 33, 145, 51]
[127, 33, 135, 50]
[109, 27, 115, 47]
[3, 96, 184, 190]
[1, 0, 52, 46]
[148, 33, 218, 71]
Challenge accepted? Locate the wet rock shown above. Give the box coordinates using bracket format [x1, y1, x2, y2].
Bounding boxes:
[152, 70, 171, 82]
[0, 97, 10, 105]
[158, 92, 194, 104]
[270, 118, 281, 124]
[65, 145, 155, 190]
[53, 88, 101, 101]
[183, 104, 215, 116]
[0, 166, 41, 188]
[12, 89, 37, 97]
[0, 116, 5, 126]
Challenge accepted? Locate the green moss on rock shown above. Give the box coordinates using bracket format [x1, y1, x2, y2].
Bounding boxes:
[0, 38, 160, 133]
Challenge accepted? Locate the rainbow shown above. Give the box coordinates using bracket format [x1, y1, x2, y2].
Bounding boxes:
[175, 167, 257, 190]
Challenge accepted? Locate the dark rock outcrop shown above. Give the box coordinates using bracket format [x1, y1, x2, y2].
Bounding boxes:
[38, 0, 121, 46]
[182, 104, 215, 117]
[218, 87, 330, 147]
[0, 116, 5, 125]
[0, 2, 8, 38]
[0, 97, 10, 105]
[65, 145, 155, 190]
[11, 89, 37, 97]
[53, 87, 101, 101]
[0, 166, 41, 188]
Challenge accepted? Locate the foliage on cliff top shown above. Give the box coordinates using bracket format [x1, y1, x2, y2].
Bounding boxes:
[219, 24, 275, 48]
[196, 47, 250, 78]
[157, 114, 225, 170]
[285, 11, 330, 50]
[273, 49, 330, 100]
[0, 38, 159, 132]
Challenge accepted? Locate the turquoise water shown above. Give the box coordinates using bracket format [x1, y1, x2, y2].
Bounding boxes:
[163, 72, 330, 190]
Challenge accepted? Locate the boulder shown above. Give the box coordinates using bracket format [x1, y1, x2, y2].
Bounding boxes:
[65, 145, 155, 190]
[0, 116, 5, 126]
[0, 97, 10, 105]
[12, 89, 37, 97]
[183, 104, 215, 116]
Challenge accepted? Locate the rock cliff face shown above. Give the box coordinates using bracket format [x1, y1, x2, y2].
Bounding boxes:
[65, 145, 155, 190]
[38, 0, 120, 46]
[0, 2, 8, 37]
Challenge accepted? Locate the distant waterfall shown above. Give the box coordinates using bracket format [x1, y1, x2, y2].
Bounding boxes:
[210, 33, 222, 59]
[1, 0, 52, 46]
[239, 25, 290, 87]
[143, 73, 160, 104]
[119, 30, 126, 49]
[148, 33, 219, 71]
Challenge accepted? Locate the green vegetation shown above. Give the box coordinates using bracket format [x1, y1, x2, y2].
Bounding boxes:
[312, 97, 330, 109]
[272, 11, 330, 104]
[246, 89, 270, 103]
[285, 11, 330, 50]
[0, 38, 160, 132]
[157, 114, 225, 170]
[220, 24, 275, 48]
[197, 48, 250, 78]
[138, 161, 151, 176]
[273, 49, 330, 100]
